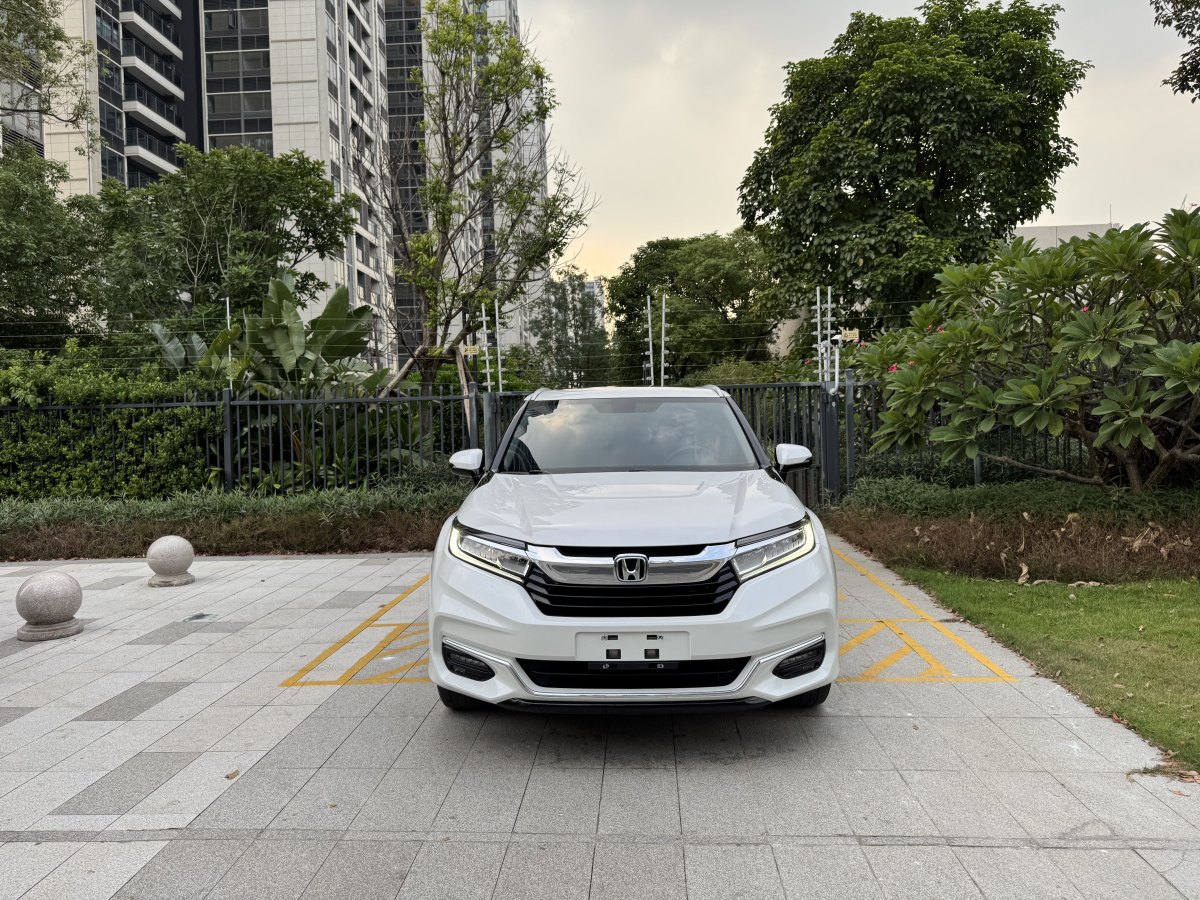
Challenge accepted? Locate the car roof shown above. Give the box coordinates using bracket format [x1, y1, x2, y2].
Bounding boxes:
[528, 386, 729, 401]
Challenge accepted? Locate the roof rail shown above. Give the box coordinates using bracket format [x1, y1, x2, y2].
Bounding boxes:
[702, 384, 728, 396]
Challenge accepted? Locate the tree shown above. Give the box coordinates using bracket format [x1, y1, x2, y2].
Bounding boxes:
[378, 0, 590, 391]
[525, 268, 609, 388]
[1152, 0, 1200, 100]
[739, 0, 1089, 329]
[606, 232, 786, 385]
[0, 0, 91, 134]
[103, 145, 358, 324]
[0, 144, 104, 350]
[857, 210, 1200, 492]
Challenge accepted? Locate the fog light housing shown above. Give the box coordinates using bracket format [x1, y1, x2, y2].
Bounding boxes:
[772, 640, 825, 679]
[442, 643, 495, 681]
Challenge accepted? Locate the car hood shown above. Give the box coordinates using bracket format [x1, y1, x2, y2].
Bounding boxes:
[456, 470, 807, 548]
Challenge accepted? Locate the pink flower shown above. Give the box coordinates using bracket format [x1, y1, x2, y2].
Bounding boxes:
[936, 327, 945, 333]
[1082, 306, 1089, 312]
[888, 364, 899, 372]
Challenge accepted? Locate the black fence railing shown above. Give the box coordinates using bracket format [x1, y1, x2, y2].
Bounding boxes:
[0, 380, 1094, 502]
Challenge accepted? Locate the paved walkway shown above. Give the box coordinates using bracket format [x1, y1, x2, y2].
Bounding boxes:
[0, 537, 1197, 899]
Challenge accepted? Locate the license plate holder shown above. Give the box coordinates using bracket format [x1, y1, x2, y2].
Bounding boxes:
[575, 631, 689, 662]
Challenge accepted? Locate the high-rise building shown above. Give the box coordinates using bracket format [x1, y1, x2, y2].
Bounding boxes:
[46, 0, 196, 194]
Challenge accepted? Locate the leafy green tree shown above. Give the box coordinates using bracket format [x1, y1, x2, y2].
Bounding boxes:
[739, 0, 1089, 328]
[1152, 0, 1200, 99]
[378, 0, 590, 391]
[857, 209, 1200, 492]
[606, 232, 785, 385]
[0, 145, 104, 350]
[0, 0, 92, 134]
[104, 145, 358, 323]
[525, 268, 609, 388]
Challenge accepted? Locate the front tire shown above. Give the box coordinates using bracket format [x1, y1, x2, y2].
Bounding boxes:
[779, 683, 831, 708]
[437, 685, 492, 712]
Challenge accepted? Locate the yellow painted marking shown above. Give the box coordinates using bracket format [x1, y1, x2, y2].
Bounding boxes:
[832, 548, 1016, 683]
[841, 675, 1011, 684]
[839, 622, 885, 656]
[366, 657, 428, 680]
[857, 645, 911, 680]
[280, 577, 429, 687]
[338, 624, 408, 684]
[840, 617, 925, 624]
[887, 622, 950, 678]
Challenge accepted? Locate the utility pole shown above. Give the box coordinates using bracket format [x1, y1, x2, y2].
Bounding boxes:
[494, 297, 504, 393]
[645, 294, 655, 385]
[660, 292, 667, 386]
[481, 311, 494, 391]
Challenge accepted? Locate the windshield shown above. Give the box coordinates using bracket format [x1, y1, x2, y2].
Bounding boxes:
[497, 397, 760, 474]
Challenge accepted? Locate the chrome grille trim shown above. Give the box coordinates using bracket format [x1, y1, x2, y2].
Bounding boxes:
[525, 543, 736, 586]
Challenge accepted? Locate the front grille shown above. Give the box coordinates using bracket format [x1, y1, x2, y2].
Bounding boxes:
[524, 564, 739, 617]
[517, 657, 750, 690]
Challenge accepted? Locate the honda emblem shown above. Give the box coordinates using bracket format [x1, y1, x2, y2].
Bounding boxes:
[614, 554, 649, 583]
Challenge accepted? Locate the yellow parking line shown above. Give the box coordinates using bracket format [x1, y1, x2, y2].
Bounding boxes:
[857, 645, 911, 679]
[840, 617, 925, 624]
[279, 577, 429, 687]
[839, 622, 885, 656]
[928, 620, 1017, 681]
[887, 622, 951, 678]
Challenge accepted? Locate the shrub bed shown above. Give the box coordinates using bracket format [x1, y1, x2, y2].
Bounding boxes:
[0, 474, 471, 561]
[826, 477, 1200, 582]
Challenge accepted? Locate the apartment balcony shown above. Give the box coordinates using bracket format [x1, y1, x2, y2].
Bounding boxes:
[122, 82, 185, 141]
[124, 125, 179, 174]
[121, 36, 184, 99]
[120, 0, 181, 59]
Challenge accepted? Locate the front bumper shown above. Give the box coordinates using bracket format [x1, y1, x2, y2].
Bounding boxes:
[428, 519, 839, 708]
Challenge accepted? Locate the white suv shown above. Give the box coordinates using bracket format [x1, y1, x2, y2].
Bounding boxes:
[429, 386, 838, 712]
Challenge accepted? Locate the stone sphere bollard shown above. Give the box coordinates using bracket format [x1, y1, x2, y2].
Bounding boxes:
[15, 572, 84, 641]
[146, 535, 196, 587]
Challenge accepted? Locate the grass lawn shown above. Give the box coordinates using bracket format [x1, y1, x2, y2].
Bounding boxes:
[900, 569, 1200, 773]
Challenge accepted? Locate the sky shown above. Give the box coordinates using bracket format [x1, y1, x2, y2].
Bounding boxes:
[520, 0, 1200, 278]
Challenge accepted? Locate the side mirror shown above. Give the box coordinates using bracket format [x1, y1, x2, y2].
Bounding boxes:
[775, 444, 813, 474]
[449, 448, 484, 481]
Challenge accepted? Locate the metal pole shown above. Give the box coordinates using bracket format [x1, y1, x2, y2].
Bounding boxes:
[481, 311, 493, 391]
[844, 368, 857, 489]
[494, 297, 504, 393]
[660, 292, 666, 385]
[813, 286, 823, 383]
[221, 387, 234, 492]
[647, 294, 655, 385]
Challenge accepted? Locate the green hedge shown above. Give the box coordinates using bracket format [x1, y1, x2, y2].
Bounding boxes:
[840, 476, 1200, 523]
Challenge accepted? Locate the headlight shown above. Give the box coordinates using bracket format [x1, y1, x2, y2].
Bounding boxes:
[731, 520, 816, 580]
[449, 521, 530, 581]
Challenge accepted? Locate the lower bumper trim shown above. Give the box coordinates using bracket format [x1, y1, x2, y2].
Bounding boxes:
[500, 697, 772, 715]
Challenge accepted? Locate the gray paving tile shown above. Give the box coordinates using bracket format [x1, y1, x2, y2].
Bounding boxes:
[492, 841, 593, 900]
[605, 716, 675, 768]
[1139, 849, 1200, 900]
[200, 621, 250, 634]
[270, 768, 386, 830]
[460, 713, 545, 770]
[863, 845, 984, 900]
[309, 684, 393, 719]
[349, 770, 455, 831]
[129, 623, 207, 645]
[952, 847, 1086, 900]
[326, 716, 423, 769]
[396, 840, 505, 900]
[207, 839, 335, 900]
[75, 682, 190, 722]
[20, 840, 167, 900]
[736, 710, 819, 765]
[392, 709, 487, 772]
[432, 768, 531, 832]
[994, 717, 1118, 772]
[678, 762, 766, 837]
[747, 765, 853, 836]
[862, 716, 968, 771]
[0, 839, 83, 900]
[53, 752, 198, 815]
[598, 767, 680, 835]
[672, 715, 745, 767]
[191, 769, 315, 830]
[84, 576, 141, 590]
[1134, 775, 1200, 830]
[372, 683, 439, 719]
[0, 708, 33, 728]
[534, 715, 607, 768]
[590, 843, 686, 900]
[927, 717, 1042, 771]
[113, 839, 250, 899]
[1047, 848, 1184, 900]
[0, 638, 30, 661]
[802, 717, 894, 770]
[514, 766, 602, 834]
[258, 715, 362, 769]
[1055, 771, 1200, 840]
[684, 844, 786, 900]
[901, 770, 1028, 838]
[773, 845, 886, 900]
[300, 840, 418, 899]
[829, 770, 939, 837]
[978, 770, 1112, 840]
[317, 591, 376, 609]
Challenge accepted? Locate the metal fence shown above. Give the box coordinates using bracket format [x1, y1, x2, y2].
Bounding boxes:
[1, 378, 1094, 502]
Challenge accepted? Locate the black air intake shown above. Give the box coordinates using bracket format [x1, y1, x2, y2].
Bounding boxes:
[442, 644, 495, 681]
[771, 640, 826, 679]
